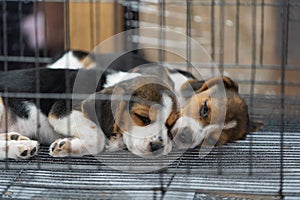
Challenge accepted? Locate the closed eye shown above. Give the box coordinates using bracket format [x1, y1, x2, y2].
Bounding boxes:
[134, 113, 151, 125]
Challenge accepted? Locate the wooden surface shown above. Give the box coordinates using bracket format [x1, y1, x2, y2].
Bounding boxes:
[68, 2, 123, 52]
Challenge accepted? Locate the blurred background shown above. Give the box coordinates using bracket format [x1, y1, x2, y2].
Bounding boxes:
[1, 0, 299, 96]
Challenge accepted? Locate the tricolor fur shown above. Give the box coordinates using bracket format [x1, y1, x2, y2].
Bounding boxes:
[0, 51, 179, 159]
[171, 76, 264, 149]
[0, 50, 264, 160]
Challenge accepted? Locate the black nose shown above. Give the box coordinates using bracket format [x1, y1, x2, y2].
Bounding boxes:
[150, 142, 164, 152]
[177, 127, 193, 144]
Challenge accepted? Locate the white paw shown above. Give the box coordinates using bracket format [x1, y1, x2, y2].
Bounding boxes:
[6, 140, 39, 159]
[49, 138, 73, 157]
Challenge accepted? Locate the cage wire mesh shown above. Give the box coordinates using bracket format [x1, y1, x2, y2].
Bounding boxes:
[0, 0, 300, 199]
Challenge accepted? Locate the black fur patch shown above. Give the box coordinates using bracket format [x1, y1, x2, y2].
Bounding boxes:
[0, 68, 111, 118]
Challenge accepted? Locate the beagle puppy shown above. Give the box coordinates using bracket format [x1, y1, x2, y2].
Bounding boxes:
[0, 51, 178, 159]
[171, 76, 264, 150]
[82, 75, 179, 158]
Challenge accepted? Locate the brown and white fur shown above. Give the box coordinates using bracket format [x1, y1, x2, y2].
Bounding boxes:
[0, 50, 263, 160]
[0, 51, 178, 159]
[82, 75, 179, 158]
[171, 76, 264, 150]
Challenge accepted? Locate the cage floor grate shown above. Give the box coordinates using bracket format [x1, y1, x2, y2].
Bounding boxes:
[0, 131, 299, 199]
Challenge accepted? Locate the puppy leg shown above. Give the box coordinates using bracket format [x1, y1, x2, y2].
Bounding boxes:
[48, 110, 105, 157]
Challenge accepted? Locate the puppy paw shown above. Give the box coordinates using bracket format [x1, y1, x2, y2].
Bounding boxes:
[0, 132, 30, 141]
[49, 138, 72, 157]
[49, 137, 105, 157]
[6, 140, 39, 159]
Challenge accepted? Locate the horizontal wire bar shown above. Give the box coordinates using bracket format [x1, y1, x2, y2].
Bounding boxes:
[2, 0, 298, 7]
[0, 92, 133, 101]
[166, 62, 300, 70]
[0, 56, 51, 63]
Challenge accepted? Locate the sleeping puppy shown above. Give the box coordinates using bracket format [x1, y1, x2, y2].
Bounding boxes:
[171, 76, 264, 150]
[126, 66, 263, 151]
[0, 61, 178, 159]
[82, 75, 179, 158]
[48, 51, 179, 158]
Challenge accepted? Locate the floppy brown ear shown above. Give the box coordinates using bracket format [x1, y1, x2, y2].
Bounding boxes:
[248, 119, 264, 132]
[81, 94, 97, 123]
[180, 79, 205, 99]
[181, 79, 205, 92]
[198, 76, 239, 93]
[113, 100, 128, 134]
[97, 86, 129, 134]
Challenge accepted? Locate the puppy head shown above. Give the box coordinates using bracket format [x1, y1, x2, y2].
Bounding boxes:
[83, 76, 178, 158]
[171, 76, 264, 149]
[112, 76, 179, 158]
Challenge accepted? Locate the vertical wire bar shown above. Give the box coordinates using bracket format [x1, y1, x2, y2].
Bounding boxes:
[114, 0, 119, 35]
[218, 0, 225, 75]
[259, 0, 265, 65]
[158, 0, 165, 198]
[33, 0, 41, 169]
[18, 1, 24, 57]
[2, 0, 9, 166]
[89, 0, 95, 49]
[158, 0, 165, 65]
[64, 0, 72, 167]
[153, 190, 157, 200]
[41, 0, 48, 57]
[133, 0, 139, 52]
[65, 0, 70, 51]
[113, 0, 119, 51]
[124, 1, 132, 53]
[279, 0, 289, 197]
[210, 0, 215, 76]
[95, 0, 101, 45]
[211, 0, 215, 60]
[217, 0, 226, 176]
[95, 0, 102, 172]
[158, 0, 166, 198]
[34, 1, 40, 65]
[186, 0, 192, 176]
[248, 0, 257, 177]
[186, 0, 192, 74]
[235, 0, 240, 64]
[2, 1, 8, 73]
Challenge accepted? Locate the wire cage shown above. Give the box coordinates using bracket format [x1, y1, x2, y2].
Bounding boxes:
[1, 0, 300, 199]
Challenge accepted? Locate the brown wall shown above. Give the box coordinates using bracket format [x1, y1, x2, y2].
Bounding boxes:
[68, 2, 124, 52]
[138, 1, 300, 97]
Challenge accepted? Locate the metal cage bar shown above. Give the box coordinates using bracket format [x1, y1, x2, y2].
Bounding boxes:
[0, 0, 299, 199]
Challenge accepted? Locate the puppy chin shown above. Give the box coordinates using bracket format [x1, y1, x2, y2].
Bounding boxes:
[123, 134, 172, 158]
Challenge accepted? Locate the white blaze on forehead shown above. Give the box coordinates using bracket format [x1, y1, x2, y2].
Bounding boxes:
[169, 72, 189, 94]
[124, 94, 173, 139]
[169, 72, 190, 105]
[104, 71, 141, 88]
